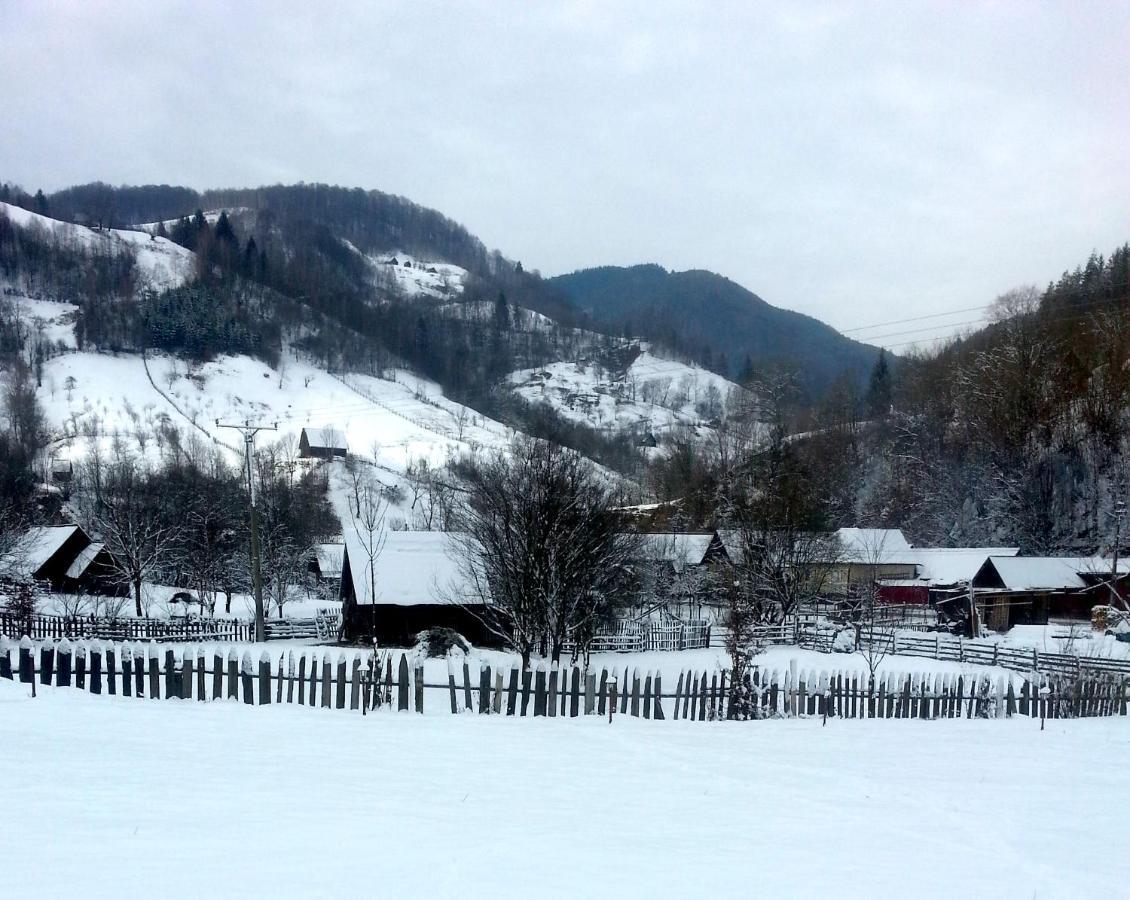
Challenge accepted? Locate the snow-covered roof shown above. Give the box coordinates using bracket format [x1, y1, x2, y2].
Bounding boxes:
[313, 543, 344, 578]
[908, 547, 1019, 586]
[638, 533, 715, 568]
[835, 528, 914, 564]
[65, 541, 104, 580]
[20, 525, 81, 575]
[344, 531, 477, 607]
[980, 556, 1130, 592]
[301, 427, 347, 451]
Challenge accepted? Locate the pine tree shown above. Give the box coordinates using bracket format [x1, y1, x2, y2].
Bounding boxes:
[493, 290, 510, 331]
[866, 349, 891, 418]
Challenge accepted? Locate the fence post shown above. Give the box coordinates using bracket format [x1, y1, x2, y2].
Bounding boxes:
[181, 649, 193, 700]
[521, 667, 533, 716]
[165, 649, 176, 699]
[643, 671, 652, 719]
[630, 668, 641, 717]
[120, 644, 131, 696]
[569, 667, 580, 717]
[350, 656, 361, 711]
[479, 661, 491, 714]
[547, 664, 558, 718]
[584, 670, 596, 715]
[89, 642, 103, 695]
[529, 664, 544, 716]
[227, 650, 240, 701]
[258, 652, 271, 705]
[448, 657, 459, 713]
[241, 652, 254, 705]
[335, 655, 347, 709]
[413, 660, 424, 713]
[57, 638, 72, 687]
[40, 643, 55, 685]
[18, 636, 34, 683]
[397, 655, 409, 711]
[320, 653, 333, 709]
[196, 648, 206, 700]
[0, 636, 11, 680]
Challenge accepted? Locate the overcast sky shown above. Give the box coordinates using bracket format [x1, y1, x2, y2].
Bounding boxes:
[2, 1, 1128, 347]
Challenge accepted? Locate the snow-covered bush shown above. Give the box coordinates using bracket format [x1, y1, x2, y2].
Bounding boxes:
[415, 627, 470, 658]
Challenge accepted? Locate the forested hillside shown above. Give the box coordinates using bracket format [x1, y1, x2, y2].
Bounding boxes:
[549, 264, 881, 397]
[647, 245, 1130, 553]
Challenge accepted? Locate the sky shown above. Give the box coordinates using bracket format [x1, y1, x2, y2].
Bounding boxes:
[2, 1, 1128, 349]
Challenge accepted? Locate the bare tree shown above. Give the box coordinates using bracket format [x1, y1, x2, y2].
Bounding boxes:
[448, 437, 639, 667]
[348, 471, 388, 640]
[76, 443, 182, 616]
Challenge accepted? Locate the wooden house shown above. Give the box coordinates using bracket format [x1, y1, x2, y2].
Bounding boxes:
[969, 556, 1130, 630]
[339, 531, 494, 646]
[9, 524, 124, 596]
[876, 547, 1020, 606]
[299, 427, 347, 460]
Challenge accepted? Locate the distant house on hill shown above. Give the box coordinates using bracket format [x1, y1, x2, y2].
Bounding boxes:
[339, 531, 494, 646]
[7, 524, 124, 596]
[299, 427, 347, 460]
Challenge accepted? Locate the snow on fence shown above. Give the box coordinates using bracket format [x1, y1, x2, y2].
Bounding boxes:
[0, 613, 251, 643]
[2, 636, 1126, 722]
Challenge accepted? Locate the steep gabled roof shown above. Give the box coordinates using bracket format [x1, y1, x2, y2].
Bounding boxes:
[977, 555, 1130, 592]
[343, 531, 478, 607]
[835, 528, 915, 564]
[65, 541, 105, 580]
[301, 427, 347, 451]
[638, 533, 715, 569]
[20, 525, 83, 576]
[312, 542, 345, 578]
[908, 547, 1019, 586]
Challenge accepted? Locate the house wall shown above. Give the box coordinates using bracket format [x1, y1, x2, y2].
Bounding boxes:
[341, 599, 500, 647]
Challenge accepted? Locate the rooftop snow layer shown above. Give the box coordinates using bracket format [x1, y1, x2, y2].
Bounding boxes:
[344, 530, 476, 607]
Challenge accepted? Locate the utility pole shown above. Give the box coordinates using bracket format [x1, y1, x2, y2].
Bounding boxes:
[217, 419, 277, 641]
[1111, 472, 1127, 612]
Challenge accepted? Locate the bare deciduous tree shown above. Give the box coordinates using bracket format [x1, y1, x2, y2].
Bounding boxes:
[448, 437, 639, 667]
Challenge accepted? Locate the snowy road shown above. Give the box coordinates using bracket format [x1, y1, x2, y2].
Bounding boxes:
[1, 679, 1126, 898]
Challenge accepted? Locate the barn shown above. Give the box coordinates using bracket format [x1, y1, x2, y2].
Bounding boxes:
[970, 555, 1130, 629]
[10, 524, 125, 596]
[339, 531, 495, 646]
[299, 427, 348, 460]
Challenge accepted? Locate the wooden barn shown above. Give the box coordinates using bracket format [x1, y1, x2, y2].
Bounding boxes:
[339, 531, 495, 646]
[10, 524, 124, 596]
[299, 427, 347, 460]
[969, 555, 1130, 630]
[876, 547, 1020, 606]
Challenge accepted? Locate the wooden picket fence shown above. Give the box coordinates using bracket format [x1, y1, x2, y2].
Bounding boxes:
[0, 613, 251, 643]
[3, 636, 1126, 722]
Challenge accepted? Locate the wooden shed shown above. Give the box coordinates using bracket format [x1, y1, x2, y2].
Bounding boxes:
[299, 427, 348, 460]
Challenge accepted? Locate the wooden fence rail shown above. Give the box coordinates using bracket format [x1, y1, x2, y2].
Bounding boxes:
[0, 613, 251, 643]
[2, 636, 1126, 722]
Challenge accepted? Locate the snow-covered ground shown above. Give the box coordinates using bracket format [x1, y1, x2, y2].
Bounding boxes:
[2, 295, 79, 349]
[2, 678, 1125, 899]
[1, 201, 194, 294]
[38, 349, 513, 477]
[509, 348, 745, 442]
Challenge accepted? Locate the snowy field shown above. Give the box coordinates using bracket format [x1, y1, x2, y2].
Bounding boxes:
[1, 678, 1126, 899]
